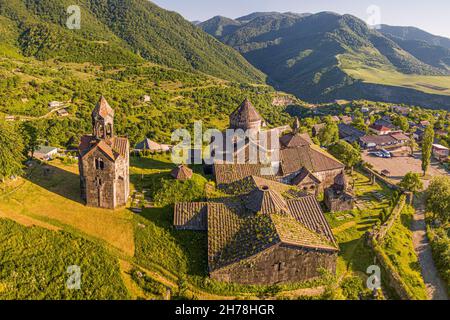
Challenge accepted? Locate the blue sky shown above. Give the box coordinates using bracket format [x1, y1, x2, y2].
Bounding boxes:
[152, 0, 450, 38]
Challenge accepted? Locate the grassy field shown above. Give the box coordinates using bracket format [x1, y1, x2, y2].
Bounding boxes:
[0, 219, 129, 299]
[0, 156, 427, 299]
[326, 171, 393, 290]
[339, 53, 450, 96]
[0, 160, 135, 256]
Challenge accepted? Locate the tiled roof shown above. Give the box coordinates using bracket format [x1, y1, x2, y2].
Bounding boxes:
[313, 123, 326, 133]
[279, 133, 312, 148]
[135, 138, 162, 151]
[35, 145, 57, 154]
[271, 213, 337, 251]
[229, 98, 262, 126]
[207, 192, 338, 271]
[280, 145, 344, 175]
[245, 187, 290, 215]
[93, 96, 114, 118]
[338, 124, 365, 139]
[390, 132, 409, 141]
[286, 196, 336, 245]
[291, 167, 321, 186]
[173, 202, 208, 230]
[96, 140, 116, 160]
[79, 136, 128, 161]
[360, 135, 397, 145]
[207, 203, 280, 271]
[171, 165, 193, 180]
[111, 137, 129, 158]
[214, 163, 277, 186]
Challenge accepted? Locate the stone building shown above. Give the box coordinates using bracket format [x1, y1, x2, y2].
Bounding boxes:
[211, 100, 345, 194]
[78, 96, 130, 209]
[174, 176, 338, 285]
[229, 98, 264, 132]
[324, 173, 354, 212]
[171, 164, 193, 181]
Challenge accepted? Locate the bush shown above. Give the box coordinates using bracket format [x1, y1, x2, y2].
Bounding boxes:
[428, 227, 450, 294]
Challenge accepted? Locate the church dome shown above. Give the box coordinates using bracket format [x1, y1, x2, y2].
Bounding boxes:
[229, 98, 262, 131]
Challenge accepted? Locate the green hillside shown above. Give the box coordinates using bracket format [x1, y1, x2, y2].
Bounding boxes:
[200, 11, 450, 109]
[0, 0, 265, 83]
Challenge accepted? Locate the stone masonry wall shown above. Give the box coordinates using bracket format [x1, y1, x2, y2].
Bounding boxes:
[210, 244, 337, 285]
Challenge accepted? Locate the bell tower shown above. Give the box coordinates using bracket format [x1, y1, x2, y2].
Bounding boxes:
[92, 96, 114, 140]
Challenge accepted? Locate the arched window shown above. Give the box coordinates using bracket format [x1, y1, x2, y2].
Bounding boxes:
[95, 158, 105, 170]
[106, 123, 112, 138]
[97, 124, 104, 138]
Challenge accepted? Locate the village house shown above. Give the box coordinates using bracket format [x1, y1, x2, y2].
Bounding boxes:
[359, 132, 409, 150]
[48, 101, 65, 108]
[312, 123, 325, 137]
[56, 108, 69, 117]
[78, 96, 130, 209]
[413, 127, 425, 142]
[340, 115, 353, 125]
[432, 144, 449, 162]
[135, 137, 172, 153]
[173, 176, 338, 285]
[338, 123, 365, 144]
[33, 145, 58, 161]
[419, 120, 431, 128]
[391, 105, 411, 116]
[369, 124, 393, 135]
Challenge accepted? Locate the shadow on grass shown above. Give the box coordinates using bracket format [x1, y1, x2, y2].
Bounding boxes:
[130, 156, 175, 170]
[339, 237, 374, 273]
[24, 162, 83, 204]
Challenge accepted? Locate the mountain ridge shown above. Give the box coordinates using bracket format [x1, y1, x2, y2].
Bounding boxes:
[200, 11, 450, 109]
[0, 0, 265, 83]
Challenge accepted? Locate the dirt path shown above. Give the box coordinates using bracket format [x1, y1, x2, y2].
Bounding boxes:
[412, 198, 448, 300]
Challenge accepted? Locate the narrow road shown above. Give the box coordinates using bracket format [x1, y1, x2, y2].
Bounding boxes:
[412, 197, 448, 300]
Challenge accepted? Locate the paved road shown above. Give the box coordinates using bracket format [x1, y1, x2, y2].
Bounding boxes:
[412, 199, 448, 300]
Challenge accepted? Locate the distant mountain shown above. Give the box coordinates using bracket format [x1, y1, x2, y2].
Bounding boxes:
[0, 0, 265, 83]
[379, 25, 450, 49]
[200, 11, 450, 109]
[199, 15, 242, 38]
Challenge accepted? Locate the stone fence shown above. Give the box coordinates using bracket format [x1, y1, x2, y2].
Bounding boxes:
[360, 165, 400, 191]
[366, 195, 415, 300]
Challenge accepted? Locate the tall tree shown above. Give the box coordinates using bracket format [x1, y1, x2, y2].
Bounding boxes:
[21, 121, 39, 159]
[0, 120, 25, 181]
[407, 136, 418, 156]
[426, 176, 450, 223]
[421, 125, 434, 175]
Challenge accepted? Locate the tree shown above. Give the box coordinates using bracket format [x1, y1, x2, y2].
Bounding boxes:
[421, 125, 434, 176]
[393, 115, 410, 132]
[351, 117, 368, 133]
[426, 176, 450, 223]
[0, 120, 25, 181]
[407, 136, 418, 156]
[399, 172, 424, 194]
[21, 121, 39, 159]
[318, 122, 339, 147]
[328, 140, 362, 173]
